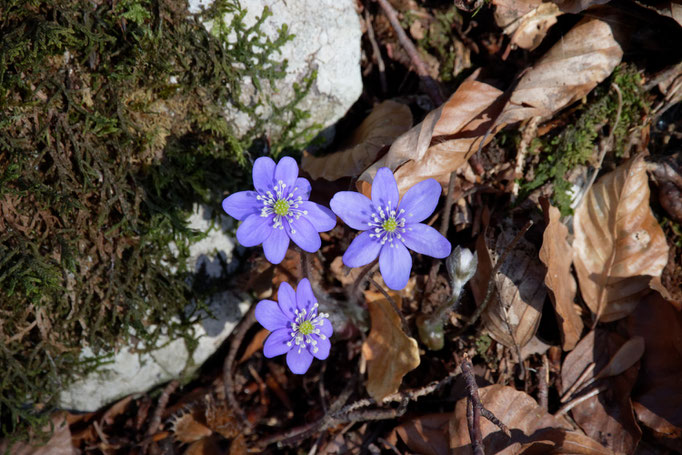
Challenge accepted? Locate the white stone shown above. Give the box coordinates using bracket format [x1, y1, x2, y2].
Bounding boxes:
[58, 292, 250, 411]
[192, 0, 363, 140]
[184, 203, 238, 278]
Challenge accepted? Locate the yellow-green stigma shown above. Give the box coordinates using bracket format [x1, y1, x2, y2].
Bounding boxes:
[298, 320, 315, 335]
[382, 217, 398, 233]
[273, 199, 290, 216]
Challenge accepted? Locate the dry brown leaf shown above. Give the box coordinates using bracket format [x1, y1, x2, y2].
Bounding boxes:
[450, 385, 613, 455]
[573, 154, 669, 322]
[0, 412, 75, 455]
[185, 436, 223, 455]
[560, 330, 642, 454]
[387, 413, 450, 455]
[494, 0, 563, 50]
[170, 412, 213, 444]
[553, 0, 611, 14]
[627, 292, 682, 447]
[497, 18, 623, 125]
[361, 290, 420, 401]
[301, 100, 412, 181]
[358, 71, 504, 196]
[470, 225, 546, 350]
[637, 0, 682, 26]
[539, 199, 583, 351]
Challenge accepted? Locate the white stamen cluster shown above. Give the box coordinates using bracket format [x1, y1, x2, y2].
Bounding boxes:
[368, 201, 408, 247]
[256, 180, 307, 232]
[286, 302, 329, 354]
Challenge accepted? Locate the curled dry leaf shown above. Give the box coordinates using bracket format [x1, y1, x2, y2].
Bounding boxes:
[627, 292, 682, 447]
[539, 199, 583, 351]
[301, 100, 412, 181]
[573, 154, 669, 322]
[494, 0, 563, 50]
[497, 18, 623, 125]
[450, 385, 614, 455]
[470, 226, 546, 350]
[560, 330, 642, 454]
[358, 71, 504, 196]
[361, 290, 420, 401]
[387, 413, 451, 455]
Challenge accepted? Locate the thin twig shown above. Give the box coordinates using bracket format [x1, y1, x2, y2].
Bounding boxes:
[368, 276, 411, 337]
[560, 362, 596, 403]
[375, 0, 444, 105]
[223, 308, 257, 430]
[511, 117, 540, 202]
[501, 305, 525, 380]
[350, 261, 377, 305]
[426, 170, 458, 295]
[538, 354, 549, 411]
[462, 354, 511, 441]
[455, 221, 533, 334]
[146, 380, 179, 437]
[365, 8, 387, 94]
[555, 384, 607, 416]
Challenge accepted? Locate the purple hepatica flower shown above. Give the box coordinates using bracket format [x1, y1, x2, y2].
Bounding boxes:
[255, 278, 333, 374]
[222, 156, 336, 264]
[330, 167, 452, 290]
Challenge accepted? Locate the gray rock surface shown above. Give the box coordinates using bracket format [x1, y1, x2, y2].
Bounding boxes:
[190, 0, 363, 140]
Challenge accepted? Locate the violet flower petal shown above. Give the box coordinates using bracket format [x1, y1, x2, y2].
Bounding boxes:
[293, 177, 312, 200]
[299, 201, 336, 232]
[275, 156, 298, 189]
[317, 318, 333, 338]
[295, 278, 315, 312]
[330, 191, 374, 231]
[371, 167, 400, 209]
[311, 335, 331, 360]
[221, 190, 260, 221]
[379, 242, 412, 290]
[401, 223, 452, 258]
[252, 156, 276, 194]
[236, 214, 272, 247]
[399, 178, 442, 223]
[277, 281, 298, 320]
[262, 227, 289, 264]
[286, 217, 321, 253]
[255, 299, 290, 331]
[342, 231, 381, 267]
[263, 328, 292, 358]
[286, 348, 314, 374]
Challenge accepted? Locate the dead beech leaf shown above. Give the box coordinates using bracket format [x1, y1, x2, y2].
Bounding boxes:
[627, 292, 682, 446]
[301, 100, 412, 181]
[497, 18, 623, 125]
[539, 200, 583, 351]
[361, 290, 420, 401]
[573, 154, 669, 322]
[494, 0, 562, 50]
[470, 225, 546, 350]
[560, 330, 642, 454]
[387, 413, 450, 455]
[358, 71, 504, 196]
[170, 412, 213, 443]
[450, 385, 613, 455]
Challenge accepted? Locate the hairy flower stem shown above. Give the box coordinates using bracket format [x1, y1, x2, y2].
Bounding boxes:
[417, 283, 465, 350]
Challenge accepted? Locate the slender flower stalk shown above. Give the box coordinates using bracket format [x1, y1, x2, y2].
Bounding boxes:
[255, 279, 333, 374]
[222, 156, 336, 264]
[330, 168, 451, 290]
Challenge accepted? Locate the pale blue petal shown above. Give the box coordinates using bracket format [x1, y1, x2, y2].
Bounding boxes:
[236, 214, 272, 247]
[295, 278, 316, 312]
[253, 156, 276, 194]
[286, 348, 314, 374]
[317, 317, 333, 338]
[286, 217, 321, 253]
[401, 223, 452, 259]
[398, 179, 442, 223]
[299, 201, 336, 232]
[262, 227, 289, 264]
[255, 299, 289, 331]
[293, 177, 312, 200]
[371, 167, 399, 211]
[330, 191, 374, 231]
[277, 281, 297, 320]
[379, 241, 412, 290]
[343, 231, 382, 268]
[222, 191, 260, 221]
[311, 335, 331, 360]
[275, 156, 299, 190]
[263, 328, 292, 358]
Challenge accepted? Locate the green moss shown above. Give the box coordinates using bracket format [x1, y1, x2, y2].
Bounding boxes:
[519, 64, 650, 215]
[0, 0, 316, 442]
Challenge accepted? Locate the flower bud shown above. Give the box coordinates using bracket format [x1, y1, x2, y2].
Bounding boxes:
[446, 246, 478, 295]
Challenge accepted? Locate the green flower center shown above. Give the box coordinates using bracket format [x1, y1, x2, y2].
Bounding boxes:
[273, 199, 290, 216]
[382, 217, 398, 233]
[298, 320, 314, 335]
